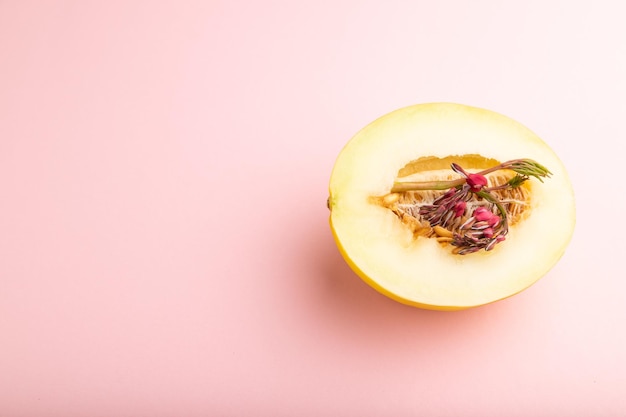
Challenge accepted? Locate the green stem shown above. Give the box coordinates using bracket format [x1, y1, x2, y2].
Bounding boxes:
[390, 159, 549, 193]
[391, 178, 465, 193]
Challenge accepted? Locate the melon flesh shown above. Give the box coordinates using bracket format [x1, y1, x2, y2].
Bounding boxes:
[328, 103, 575, 310]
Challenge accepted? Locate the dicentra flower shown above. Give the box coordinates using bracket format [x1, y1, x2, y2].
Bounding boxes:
[466, 173, 488, 192]
[453, 201, 466, 217]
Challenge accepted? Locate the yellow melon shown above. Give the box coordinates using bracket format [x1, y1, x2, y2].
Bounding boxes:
[328, 103, 575, 310]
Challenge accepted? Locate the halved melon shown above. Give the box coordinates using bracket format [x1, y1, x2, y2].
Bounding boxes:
[328, 103, 575, 310]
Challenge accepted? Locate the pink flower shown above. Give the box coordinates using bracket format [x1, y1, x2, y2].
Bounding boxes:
[454, 201, 466, 217]
[474, 207, 501, 228]
[466, 173, 488, 192]
[483, 228, 494, 238]
[474, 207, 492, 221]
[487, 215, 500, 227]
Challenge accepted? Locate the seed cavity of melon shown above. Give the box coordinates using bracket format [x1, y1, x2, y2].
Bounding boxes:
[371, 154, 533, 252]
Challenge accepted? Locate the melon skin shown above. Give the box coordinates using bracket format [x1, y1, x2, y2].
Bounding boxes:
[328, 103, 575, 311]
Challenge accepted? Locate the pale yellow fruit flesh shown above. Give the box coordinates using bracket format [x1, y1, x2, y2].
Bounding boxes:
[328, 103, 575, 310]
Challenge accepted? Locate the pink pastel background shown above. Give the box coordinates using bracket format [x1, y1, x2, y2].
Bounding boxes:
[1, 1, 624, 416]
